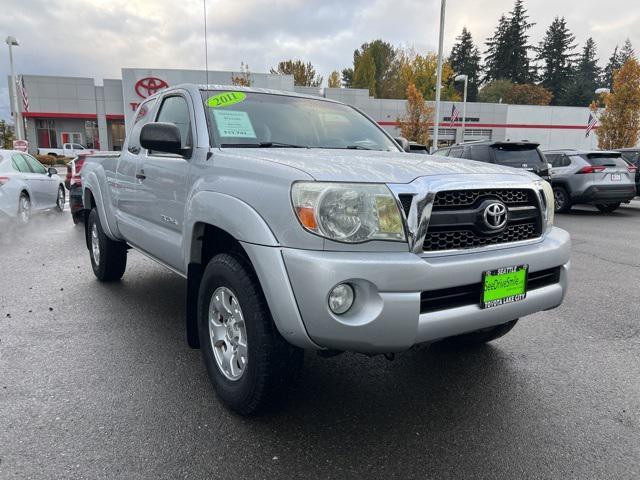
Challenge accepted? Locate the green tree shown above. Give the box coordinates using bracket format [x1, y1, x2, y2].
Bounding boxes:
[351, 40, 400, 98]
[0, 119, 15, 149]
[397, 49, 459, 101]
[562, 37, 601, 106]
[484, 1, 536, 84]
[536, 17, 577, 104]
[449, 27, 481, 101]
[478, 79, 514, 103]
[270, 60, 323, 87]
[503, 83, 553, 105]
[327, 70, 341, 88]
[352, 50, 377, 96]
[603, 46, 622, 89]
[619, 38, 636, 63]
[341, 67, 354, 88]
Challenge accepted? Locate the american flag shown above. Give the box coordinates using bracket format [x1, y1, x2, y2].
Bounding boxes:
[18, 76, 29, 112]
[585, 113, 597, 137]
[450, 104, 460, 127]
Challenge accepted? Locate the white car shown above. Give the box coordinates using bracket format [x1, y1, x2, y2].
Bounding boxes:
[0, 149, 65, 223]
[38, 143, 93, 157]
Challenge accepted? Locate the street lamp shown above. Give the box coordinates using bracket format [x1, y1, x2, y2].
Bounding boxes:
[5, 35, 23, 141]
[432, 0, 446, 152]
[454, 74, 468, 143]
[595, 87, 610, 95]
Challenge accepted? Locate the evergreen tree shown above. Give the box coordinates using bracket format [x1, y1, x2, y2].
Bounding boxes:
[603, 46, 622, 89]
[484, 1, 535, 84]
[620, 38, 636, 63]
[449, 27, 481, 101]
[350, 40, 399, 98]
[562, 37, 601, 106]
[536, 17, 577, 104]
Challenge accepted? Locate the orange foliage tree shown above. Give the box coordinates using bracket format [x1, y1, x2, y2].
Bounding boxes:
[397, 83, 434, 146]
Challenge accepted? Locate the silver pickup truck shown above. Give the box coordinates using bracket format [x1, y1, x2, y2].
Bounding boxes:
[82, 84, 570, 414]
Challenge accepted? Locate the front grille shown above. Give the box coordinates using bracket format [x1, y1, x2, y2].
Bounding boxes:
[423, 222, 538, 251]
[433, 189, 531, 209]
[420, 267, 561, 314]
[423, 188, 542, 252]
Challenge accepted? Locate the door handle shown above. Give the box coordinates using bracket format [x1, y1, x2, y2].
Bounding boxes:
[135, 170, 146, 181]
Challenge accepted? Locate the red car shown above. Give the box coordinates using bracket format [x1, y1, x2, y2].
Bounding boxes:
[66, 154, 88, 224]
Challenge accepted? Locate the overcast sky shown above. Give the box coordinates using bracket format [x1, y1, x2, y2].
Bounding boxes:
[1, 0, 639, 121]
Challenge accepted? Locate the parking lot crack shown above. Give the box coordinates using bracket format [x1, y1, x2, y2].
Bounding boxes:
[573, 249, 640, 269]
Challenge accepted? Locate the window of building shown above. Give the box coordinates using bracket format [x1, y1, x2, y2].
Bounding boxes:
[36, 119, 57, 148]
[109, 122, 126, 151]
[84, 121, 100, 149]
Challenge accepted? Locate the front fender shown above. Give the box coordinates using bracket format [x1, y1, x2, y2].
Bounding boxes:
[183, 191, 278, 269]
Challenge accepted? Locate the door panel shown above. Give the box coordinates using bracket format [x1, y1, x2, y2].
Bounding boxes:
[134, 94, 193, 271]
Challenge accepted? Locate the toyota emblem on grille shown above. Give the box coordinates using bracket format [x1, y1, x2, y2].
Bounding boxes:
[483, 202, 508, 230]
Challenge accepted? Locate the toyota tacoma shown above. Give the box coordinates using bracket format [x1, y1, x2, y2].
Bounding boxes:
[81, 85, 571, 415]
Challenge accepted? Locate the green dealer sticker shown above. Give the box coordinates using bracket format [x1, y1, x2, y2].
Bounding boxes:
[481, 265, 528, 309]
[207, 91, 247, 108]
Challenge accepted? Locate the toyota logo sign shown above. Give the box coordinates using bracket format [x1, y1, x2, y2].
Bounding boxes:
[135, 77, 169, 98]
[483, 202, 508, 230]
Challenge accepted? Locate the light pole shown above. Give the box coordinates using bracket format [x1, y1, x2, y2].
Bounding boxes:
[454, 74, 468, 143]
[5, 35, 23, 141]
[432, 0, 446, 152]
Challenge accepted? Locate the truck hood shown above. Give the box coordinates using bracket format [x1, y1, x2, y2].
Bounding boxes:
[219, 148, 528, 183]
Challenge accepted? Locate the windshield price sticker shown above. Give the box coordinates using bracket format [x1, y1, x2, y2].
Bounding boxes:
[213, 110, 257, 138]
[481, 265, 528, 309]
[207, 91, 247, 108]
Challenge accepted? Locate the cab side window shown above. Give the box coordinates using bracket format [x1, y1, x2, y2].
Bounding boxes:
[546, 154, 560, 167]
[22, 154, 47, 174]
[449, 147, 464, 158]
[155, 95, 192, 149]
[127, 98, 157, 154]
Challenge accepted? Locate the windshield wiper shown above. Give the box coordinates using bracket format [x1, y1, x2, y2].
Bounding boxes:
[220, 142, 309, 148]
[323, 145, 375, 151]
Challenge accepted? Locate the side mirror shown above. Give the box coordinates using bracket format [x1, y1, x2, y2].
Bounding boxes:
[140, 122, 184, 155]
[47, 167, 57, 176]
[394, 136, 411, 152]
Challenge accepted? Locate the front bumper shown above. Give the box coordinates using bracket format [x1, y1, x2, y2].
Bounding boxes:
[244, 227, 570, 354]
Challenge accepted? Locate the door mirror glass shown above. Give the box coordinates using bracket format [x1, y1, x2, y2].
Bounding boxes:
[140, 122, 183, 155]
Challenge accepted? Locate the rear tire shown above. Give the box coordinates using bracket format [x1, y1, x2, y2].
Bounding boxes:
[595, 202, 621, 213]
[87, 208, 127, 281]
[553, 186, 571, 213]
[198, 252, 303, 416]
[437, 319, 518, 347]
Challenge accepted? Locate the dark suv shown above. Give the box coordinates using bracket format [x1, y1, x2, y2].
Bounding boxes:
[434, 140, 551, 180]
[615, 148, 640, 195]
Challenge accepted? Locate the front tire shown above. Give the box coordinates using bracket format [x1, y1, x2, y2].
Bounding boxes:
[198, 252, 303, 416]
[437, 319, 518, 347]
[56, 186, 65, 212]
[596, 202, 621, 213]
[553, 186, 571, 213]
[87, 208, 127, 281]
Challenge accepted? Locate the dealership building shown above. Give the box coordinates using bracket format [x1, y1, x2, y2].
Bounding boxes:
[8, 67, 612, 154]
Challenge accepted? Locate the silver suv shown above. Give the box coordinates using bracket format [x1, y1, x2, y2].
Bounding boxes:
[544, 149, 637, 213]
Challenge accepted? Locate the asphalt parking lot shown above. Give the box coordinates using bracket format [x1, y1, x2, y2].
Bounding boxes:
[1, 202, 639, 479]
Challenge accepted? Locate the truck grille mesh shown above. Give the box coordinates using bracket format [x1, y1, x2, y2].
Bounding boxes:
[423, 188, 542, 252]
[433, 189, 530, 209]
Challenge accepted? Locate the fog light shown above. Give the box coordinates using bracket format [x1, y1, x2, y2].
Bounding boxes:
[328, 283, 355, 315]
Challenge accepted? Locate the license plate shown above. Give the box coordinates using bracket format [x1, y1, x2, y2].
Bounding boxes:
[611, 174, 622, 181]
[481, 265, 528, 309]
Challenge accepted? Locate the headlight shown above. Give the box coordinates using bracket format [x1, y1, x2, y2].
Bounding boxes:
[538, 180, 554, 231]
[291, 182, 406, 243]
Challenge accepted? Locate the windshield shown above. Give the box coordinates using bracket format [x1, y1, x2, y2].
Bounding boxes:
[201, 90, 399, 151]
[492, 145, 544, 166]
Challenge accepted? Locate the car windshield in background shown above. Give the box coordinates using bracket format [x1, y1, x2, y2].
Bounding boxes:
[492, 145, 544, 165]
[201, 90, 399, 151]
[582, 154, 628, 168]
